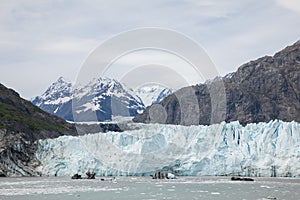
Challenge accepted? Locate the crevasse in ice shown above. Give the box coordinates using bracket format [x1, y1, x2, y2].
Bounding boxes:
[36, 120, 300, 177]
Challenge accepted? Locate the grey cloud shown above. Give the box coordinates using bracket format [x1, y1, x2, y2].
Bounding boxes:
[0, 0, 299, 99]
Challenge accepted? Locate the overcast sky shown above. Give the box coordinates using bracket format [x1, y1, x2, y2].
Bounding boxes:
[0, 0, 300, 99]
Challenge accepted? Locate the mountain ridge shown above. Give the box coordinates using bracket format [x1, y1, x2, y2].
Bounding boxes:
[32, 77, 145, 122]
[33, 78, 174, 122]
[133, 40, 300, 125]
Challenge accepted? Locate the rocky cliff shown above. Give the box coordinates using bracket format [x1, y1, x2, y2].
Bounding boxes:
[134, 40, 300, 126]
[0, 83, 77, 176]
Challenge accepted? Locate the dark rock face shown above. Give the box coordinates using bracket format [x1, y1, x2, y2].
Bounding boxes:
[224, 41, 300, 125]
[75, 123, 123, 135]
[0, 83, 77, 176]
[0, 130, 41, 176]
[134, 40, 300, 126]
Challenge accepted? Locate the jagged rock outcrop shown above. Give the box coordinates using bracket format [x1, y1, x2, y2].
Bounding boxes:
[134, 40, 300, 126]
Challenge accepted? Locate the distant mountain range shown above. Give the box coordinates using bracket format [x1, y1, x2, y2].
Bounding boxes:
[134, 85, 173, 107]
[134, 40, 300, 126]
[32, 78, 173, 122]
[1, 39, 300, 177]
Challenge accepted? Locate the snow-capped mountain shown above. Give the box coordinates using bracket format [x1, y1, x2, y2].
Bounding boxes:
[134, 85, 173, 107]
[72, 78, 145, 122]
[32, 77, 145, 122]
[36, 120, 300, 177]
[32, 77, 73, 121]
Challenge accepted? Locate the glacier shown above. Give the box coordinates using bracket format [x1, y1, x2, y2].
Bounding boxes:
[36, 120, 300, 177]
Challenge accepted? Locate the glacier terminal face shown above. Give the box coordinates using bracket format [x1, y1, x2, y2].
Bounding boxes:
[36, 120, 300, 177]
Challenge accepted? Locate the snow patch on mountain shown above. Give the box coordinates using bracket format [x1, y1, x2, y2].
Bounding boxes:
[135, 84, 173, 107]
[33, 77, 72, 107]
[36, 120, 300, 177]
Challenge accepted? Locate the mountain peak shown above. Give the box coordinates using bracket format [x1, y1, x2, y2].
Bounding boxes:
[135, 84, 173, 107]
[31, 77, 73, 117]
[56, 76, 70, 84]
[57, 76, 65, 82]
[33, 76, 145, 122]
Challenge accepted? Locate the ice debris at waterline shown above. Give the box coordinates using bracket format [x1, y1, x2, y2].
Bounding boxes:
[36, 120, 300, 177]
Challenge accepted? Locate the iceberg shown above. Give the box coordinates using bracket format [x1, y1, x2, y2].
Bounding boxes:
[36, 120, 300, 177]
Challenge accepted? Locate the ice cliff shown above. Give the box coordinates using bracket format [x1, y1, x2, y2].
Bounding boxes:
[36, 120, 300, 177]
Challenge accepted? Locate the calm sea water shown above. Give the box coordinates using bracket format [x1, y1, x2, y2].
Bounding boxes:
[1, 176, 299, 200]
